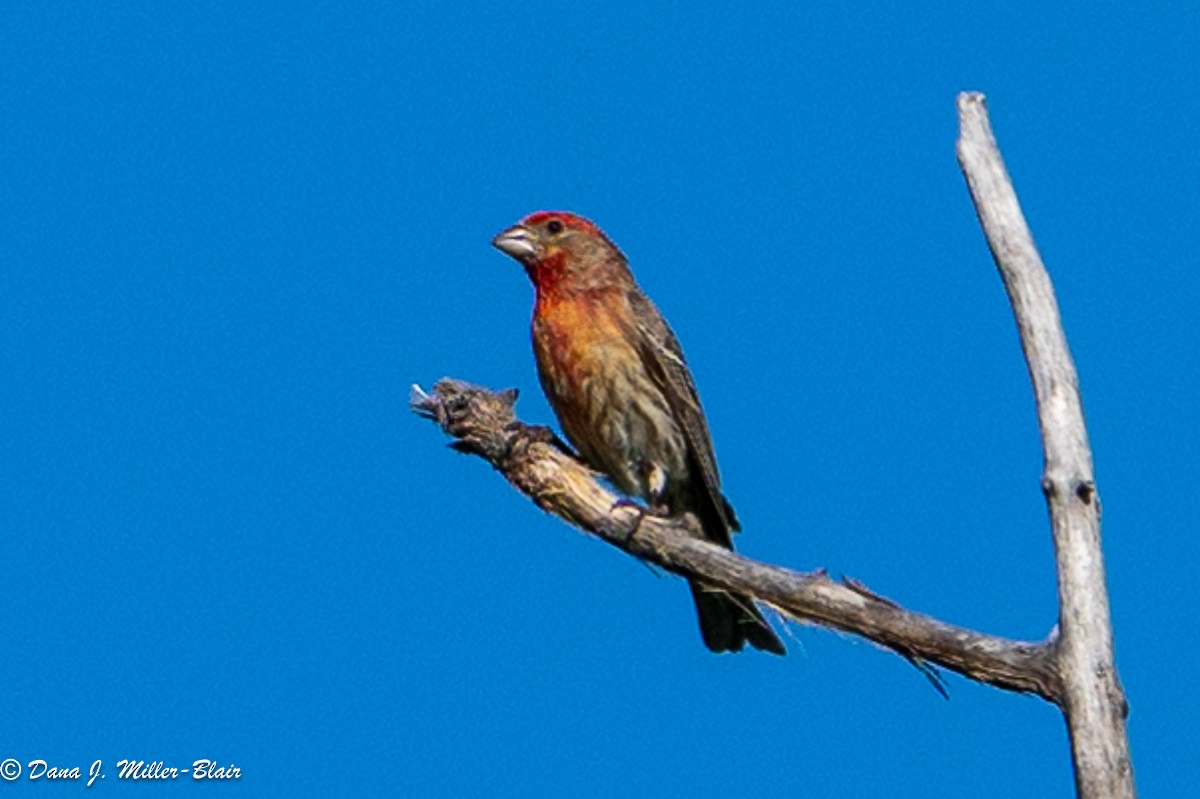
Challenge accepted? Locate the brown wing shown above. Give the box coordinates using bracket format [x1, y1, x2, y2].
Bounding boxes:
[627, 285, 783, 656]
[627, 288, 740, 540]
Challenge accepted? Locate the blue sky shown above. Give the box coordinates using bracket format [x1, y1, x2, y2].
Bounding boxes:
[1, 2, 1195, 795]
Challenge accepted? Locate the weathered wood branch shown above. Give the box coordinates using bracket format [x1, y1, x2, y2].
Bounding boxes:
[956, 91, 1133, 798]
[411, 378, 1062, 702]
[414, 91, 1132, 798]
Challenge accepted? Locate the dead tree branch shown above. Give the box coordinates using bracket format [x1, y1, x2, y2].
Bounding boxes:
[412, 91, 1133, 799]
[956, 91, 1132, 798]
[411, 379, 1061, 702]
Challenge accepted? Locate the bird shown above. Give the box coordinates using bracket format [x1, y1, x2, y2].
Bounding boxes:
[492, 210, 784, 655]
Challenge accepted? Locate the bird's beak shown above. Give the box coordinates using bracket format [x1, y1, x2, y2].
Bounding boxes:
[492, 225, 538, 261]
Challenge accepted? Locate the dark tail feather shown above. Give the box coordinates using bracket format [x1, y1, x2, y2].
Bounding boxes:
[689, 580, 785, 655]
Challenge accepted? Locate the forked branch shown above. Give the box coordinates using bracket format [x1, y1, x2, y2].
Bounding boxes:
[956, 91, 1132, 798]
[413, 92, 1133, 799]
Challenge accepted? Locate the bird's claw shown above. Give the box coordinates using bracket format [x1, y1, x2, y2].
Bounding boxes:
[609, 498, 672, 545]
[606, 498, 643, 545]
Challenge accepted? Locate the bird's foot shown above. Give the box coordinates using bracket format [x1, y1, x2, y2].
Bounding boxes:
[609, 498, 671, 546]
[610, 498, 647, 545]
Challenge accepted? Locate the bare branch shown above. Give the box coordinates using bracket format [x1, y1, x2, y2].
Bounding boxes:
[956, 91, 1133, 799]
[411, 378, 1062, 703]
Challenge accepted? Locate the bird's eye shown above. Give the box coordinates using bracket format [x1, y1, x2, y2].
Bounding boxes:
[546, 220, 564, 235]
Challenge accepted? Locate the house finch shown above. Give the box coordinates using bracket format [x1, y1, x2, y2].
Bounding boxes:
[492, 211, 784, 655]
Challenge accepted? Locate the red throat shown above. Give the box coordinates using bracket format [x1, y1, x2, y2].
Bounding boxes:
[527, 251, 568, 302]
